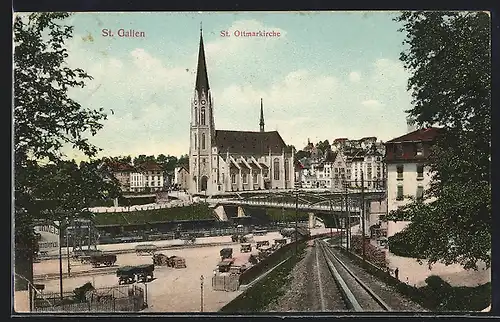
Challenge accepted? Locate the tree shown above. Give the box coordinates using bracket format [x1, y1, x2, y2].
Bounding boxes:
[177, 154, 189, 168]
[387, 11, 491, 270]
[316, 140, 331, 154]
[14, 12, 114, 291]
[294, 150, 311, 163]
[133, 154, 156, 165]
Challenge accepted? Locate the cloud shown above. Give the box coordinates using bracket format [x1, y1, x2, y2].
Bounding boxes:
[58, 18, 411, 161]
[349, 71, 361, 82]
[361, 99, 384, 109]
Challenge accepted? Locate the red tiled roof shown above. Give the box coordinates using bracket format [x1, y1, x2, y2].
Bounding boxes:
[386, 127, 442, 143]
[135, 161, 163, 171]
[109, 162, 135, 172]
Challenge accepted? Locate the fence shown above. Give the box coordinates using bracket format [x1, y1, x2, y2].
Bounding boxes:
[33, 284, 145, 312]
[212, 273, 240, 292]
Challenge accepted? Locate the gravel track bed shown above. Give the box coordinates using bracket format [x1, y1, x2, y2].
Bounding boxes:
[323, 244, 386, 311]
[330, 247, 427, 312]
[315, 244, 349, 311]
[266, 245, 347, 312]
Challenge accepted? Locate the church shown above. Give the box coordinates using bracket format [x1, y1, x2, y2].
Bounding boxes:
[189, 29, 295, 195]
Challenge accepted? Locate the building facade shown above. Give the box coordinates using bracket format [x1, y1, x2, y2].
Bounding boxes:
[174, 166, 190, 190]
[384, 127, 441, 237]
[111, 161, 165, 193]
[188, 30, 294, 195]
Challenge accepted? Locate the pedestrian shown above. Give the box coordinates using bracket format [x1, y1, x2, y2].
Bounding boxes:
[394, 267, 399, 280]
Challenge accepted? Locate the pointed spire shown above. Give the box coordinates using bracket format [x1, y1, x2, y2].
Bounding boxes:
[259, 98, 265, 132]
[196, 25, 210, 92]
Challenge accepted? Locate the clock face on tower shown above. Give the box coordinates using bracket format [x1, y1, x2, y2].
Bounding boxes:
[201, 100, 206, 105]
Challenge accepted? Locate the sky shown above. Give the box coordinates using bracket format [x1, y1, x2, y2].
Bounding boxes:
[22, 11, 416, 161]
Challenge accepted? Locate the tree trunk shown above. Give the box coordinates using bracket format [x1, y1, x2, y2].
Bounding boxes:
[14, 210, 34, 291]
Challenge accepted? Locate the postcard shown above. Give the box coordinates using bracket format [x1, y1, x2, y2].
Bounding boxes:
[12, 11, 492, 314]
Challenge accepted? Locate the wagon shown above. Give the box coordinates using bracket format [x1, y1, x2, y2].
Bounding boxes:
[256, 240, 270, 249]
[240, 243, 252, 253]
[153, 253, 169, 266]
[274, 238, 287, 246]
[135, 244, 158, 256]
[117, 266, 136, 285]
[253, 230, 267, 236]
[90, 254, 117, 268]
[168, 256, 187, 269]
[220, 248, 233, 260]
[135, 264, 155, 282]
[217, 260, 233, 273]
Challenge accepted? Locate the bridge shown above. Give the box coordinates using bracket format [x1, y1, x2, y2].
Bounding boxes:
[204, 188, 386, 225]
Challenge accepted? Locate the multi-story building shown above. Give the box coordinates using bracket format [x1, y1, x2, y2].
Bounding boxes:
[111, 161, 165, 193]
[174, 166, 190, 190]
[384, 127, 441, 238]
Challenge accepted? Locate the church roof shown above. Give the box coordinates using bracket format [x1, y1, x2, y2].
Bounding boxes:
[259, 163, 269, 169]
[214, 130, 289, 155]
[195, 30, 210, 92]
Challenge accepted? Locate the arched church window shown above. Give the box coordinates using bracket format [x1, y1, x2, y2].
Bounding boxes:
[273, 158, 280, 181]
[201, 107, 206, 125]
[201, 133, 206, 149]
[194, 133, 197, 149]
[194, 107, 198, 125]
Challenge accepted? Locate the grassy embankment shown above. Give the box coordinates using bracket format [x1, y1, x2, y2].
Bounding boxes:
[219, 243, 307, 312]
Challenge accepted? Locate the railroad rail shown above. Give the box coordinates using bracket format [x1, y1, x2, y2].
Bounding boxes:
[316, 239, 391, 311]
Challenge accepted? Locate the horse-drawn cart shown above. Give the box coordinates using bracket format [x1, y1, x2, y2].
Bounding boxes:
[90, 254, 117, 268]
[117, 264, 155, 284]
[135, 244, 158, 256]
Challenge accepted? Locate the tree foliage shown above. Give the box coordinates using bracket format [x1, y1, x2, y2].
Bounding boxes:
[388, 11, 491, 270]
[13, 12, 117, 290]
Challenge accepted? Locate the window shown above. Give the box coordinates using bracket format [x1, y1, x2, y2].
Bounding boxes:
[397, 165, 404, 180]
[201, 107, 206, 125]
[273, 158, 280, 180]
[194, 107, 198, 124]
[335, 168, 338, 173]
[243, 174, 248, 184]
[396, 143, 404, 157]
[253, 173, 258, 183]
[231, 174, 236, 184]
[417, 165, 424, 179]
[222, 173, 225, 183]
[416, 143, 424, 156]
[416, 186, 424, 200]
[194, 133, 197, 149]
[397, 185, 404, 200]
[201, 133, 206, 149]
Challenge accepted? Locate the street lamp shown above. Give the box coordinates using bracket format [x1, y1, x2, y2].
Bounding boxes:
[200, 275, 204, 312]
[66, 217, 71, 277]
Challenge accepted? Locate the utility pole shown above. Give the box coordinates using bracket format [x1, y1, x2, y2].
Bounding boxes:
[361, 170, 366, 265]
[295, 189, 298, 255]
[344, 180, 349, 252]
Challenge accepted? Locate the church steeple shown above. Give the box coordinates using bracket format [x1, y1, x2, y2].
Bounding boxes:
[195, 25, 210, 92]
[259, 98, 265, 132]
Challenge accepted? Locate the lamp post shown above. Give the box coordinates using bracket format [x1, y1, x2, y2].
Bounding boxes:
[66, 217, 71, 277]
[200, 275, 204, 312]
[58, 219, 63, 302]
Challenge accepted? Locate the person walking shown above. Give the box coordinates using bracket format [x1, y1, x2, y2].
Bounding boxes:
[394, 267, 399, 280]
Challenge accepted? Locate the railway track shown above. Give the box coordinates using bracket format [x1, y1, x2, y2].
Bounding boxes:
[316, 239, 392, 312]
